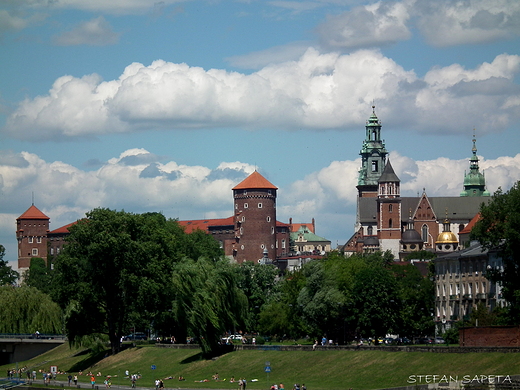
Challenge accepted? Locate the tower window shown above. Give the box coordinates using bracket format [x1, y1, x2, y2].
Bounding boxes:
[367, 226, 373, 235]
[28, 237, 33, 243]
[241, 216, 245, 222]
[258, 203, 262, 208]
[32, 248, 38, 256]
[389, 204, 393, 212]
[267, 216, 271, 222]
[244, 190, 247, 195]
[244, 203, 248, 208]
[371, 161, 378, 172]
[37, 237, 42, 243]
[422, 225, 428, 242]
[389, 218, 393, 228]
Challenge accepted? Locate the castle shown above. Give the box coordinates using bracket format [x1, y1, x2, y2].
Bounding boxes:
[16, 106, 488, 273]
[344, 106, 490, 260]
[16, 171, 331, 274]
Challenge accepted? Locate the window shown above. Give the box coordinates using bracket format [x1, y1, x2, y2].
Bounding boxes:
[258, 203, 262, 208]
[37, 237, 42, 243]
[266, 216, 271, 222]
[271, 227, 275, 234]
[389, 204, 393, 212]
[241, 216, 245, 222]
[367, 226, 373, 235]
[371, 160, 378, 172]
[261, 244, 265, 249]
[282, 239, 286, 249]
[244, 190, 247, 195]
[389, 218, 393, 228]
[268, 190, 272, 195]
[32, 248, 38, 256]
[244, 203, 248, 208]
[50, 248, 54, 255]
[28, 237, 33, 243]
[422, 225, 428, 242]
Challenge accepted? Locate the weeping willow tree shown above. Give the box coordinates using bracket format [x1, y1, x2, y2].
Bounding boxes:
[173, 258, 248, 358]
[0, 285, 62, 333]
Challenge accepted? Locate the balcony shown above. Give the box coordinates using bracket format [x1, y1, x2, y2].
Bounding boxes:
[476, 293, 486, 300]
[449, 295, 459, 300]
[463, 294, 473, 300]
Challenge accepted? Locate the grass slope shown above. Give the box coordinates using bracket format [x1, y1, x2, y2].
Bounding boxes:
[2, 344, 520, 390]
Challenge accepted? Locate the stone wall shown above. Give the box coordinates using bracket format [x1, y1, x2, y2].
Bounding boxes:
[459, 326, 520, 347]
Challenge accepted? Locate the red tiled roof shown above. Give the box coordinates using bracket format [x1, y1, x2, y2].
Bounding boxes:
[49, 221, 78, 234]
[232, 171, 277, 190]
[290, 223, 315, 233]
[178, 216, 234, 233]
[18, 205, 49, 220]
[460, 213, 481, 235]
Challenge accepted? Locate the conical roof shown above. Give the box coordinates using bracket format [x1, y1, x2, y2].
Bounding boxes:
[232, 171, 277, 190]
[17, 204, 49, 220]
[378, 160, 400, 183]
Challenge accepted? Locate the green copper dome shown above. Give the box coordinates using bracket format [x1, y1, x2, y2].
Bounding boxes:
[460, 134, 490, 197]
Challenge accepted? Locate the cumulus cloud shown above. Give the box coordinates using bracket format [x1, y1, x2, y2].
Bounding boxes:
[52, 16, 120, 46]
[4, 49, 519, 141]
[1, 148, 519, 263]
[316, 0, 412, 49]
[415, 0, 520, 46]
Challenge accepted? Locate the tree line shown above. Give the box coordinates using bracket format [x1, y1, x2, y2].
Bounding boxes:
[0, 181, 518, 357]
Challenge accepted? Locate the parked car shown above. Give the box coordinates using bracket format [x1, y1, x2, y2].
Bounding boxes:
[123, 332, 147, 341]
[434, 336, 446, 344]
[416, 337, 433, 344]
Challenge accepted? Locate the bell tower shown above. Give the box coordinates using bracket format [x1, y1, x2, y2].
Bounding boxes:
[357, 106, 388, 198]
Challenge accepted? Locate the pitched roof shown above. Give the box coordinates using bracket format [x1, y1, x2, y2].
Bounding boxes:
[178, 216, 234, 233]
[49, 221, 78, 234]
[359, 196, 486, 224]
[459, 213, 481, 235]
[17, 205, 49, 220]
[232, 171, 277, 190]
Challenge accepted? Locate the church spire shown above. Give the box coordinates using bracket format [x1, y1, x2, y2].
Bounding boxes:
[460, 130, 490, 197]
[357, 106, 388, 197]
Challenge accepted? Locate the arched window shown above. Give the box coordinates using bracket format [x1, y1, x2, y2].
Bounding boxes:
[367, 226, 373, 235]
[389, 204, 393, 212]
[389, 218, 393, 228]
[422, 225, 428, 242]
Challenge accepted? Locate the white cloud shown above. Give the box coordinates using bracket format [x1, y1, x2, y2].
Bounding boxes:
[316, 0, 412, 49]
[415, 0, 520, 46]
[1, 148, 519, 265]
[4, 49, 519, 140]
[52, 16, 120, 46]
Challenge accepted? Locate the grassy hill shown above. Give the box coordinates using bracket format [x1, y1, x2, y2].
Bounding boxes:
[3, 343, 520, 390]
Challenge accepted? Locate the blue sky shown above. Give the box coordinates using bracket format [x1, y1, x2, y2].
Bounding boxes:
[1, 0, 520, 269]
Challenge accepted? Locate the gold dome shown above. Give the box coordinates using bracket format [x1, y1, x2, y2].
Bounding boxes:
[435, 231, 458, 244]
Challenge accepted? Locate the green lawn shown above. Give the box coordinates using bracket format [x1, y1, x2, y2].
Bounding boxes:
[2, 343, 520, 390]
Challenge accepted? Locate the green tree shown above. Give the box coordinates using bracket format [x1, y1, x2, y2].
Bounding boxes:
[172, 258, 248, 357]
[234, 261, 279, 331]
[351, 265, 400, 338]
[0, 245, 19, 286]
[0, 285, 62, 333]
[52, 209, 190, 354]
[23, 257, 53, 294]
[471, 182, 520, 323]
[258, 269, 307, 339]
[391, 263, 434, 337]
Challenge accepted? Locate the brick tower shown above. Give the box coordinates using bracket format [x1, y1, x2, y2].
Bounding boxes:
[232, 171, 277, 264]
[16, 204, 50, 273]
[377, 160, 402, 257]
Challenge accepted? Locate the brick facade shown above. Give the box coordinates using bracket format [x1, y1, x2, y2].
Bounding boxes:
[460, 326, 520, 347]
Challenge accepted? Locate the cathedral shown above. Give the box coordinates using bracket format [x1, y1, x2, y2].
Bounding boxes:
[344, 107, 490, 260]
